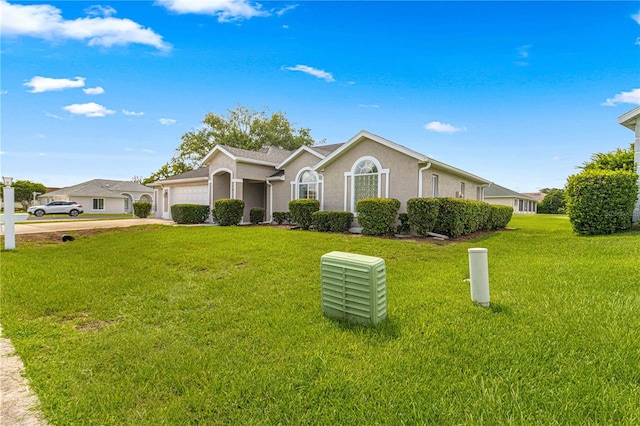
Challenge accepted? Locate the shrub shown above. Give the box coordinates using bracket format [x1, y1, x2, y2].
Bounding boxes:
[272, 211, 289, 225]
[133, 201, 152, 218]
[250, 207, 265, 225]
[214, 198, 245, 226]
[312, 211, 332, 232]
[396, 213, 411, 234]
[170, 204, 210, 224]
[565, 170, 638, 235]
[355, 198, 401, 236]
[330, 211, 354, 233]
[538, 189, 566, 214]
[407, 198, 440, 236]
[488, 205, 513, 230]
[289, 199, 320, 230]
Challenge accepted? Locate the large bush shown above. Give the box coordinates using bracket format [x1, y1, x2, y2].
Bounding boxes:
[289, 199, 320, 230]
[311, 211, 332, 232]
[312, 211, 353, 233]
[214, 198, 245, 226]
[170, 204, 210, 224]
[355, 198, 400, 236]
[407, 198, 439, 236]
[488, 205, 513, 230]
[538, 189, 566, 214]
[133, 201, 152, 218]
[250, 207, 265, 224]
[565, 170, 638, 235]
[272, 211, 289, 225]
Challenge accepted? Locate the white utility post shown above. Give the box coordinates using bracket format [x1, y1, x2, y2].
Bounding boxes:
[3, 176, 16, 250]
[468, 248, 490, 307]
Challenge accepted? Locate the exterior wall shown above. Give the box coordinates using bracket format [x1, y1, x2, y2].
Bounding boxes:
[634, 121, 640, 225]
[152, 182, 208, 219]
[284, 151, 325, 205]
[242, 181, 266, 223]
[269, 180, 289, 218]
[207, 152, 237, 175]
[422, 167, 485, 200]
[73, 196, 126, 214]
[236, 162, 278, 181]
[485, 197, 537, 214]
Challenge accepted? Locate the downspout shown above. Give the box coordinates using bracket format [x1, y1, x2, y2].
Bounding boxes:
[418, 163, 432, 197]
[266, 180, 273, 223]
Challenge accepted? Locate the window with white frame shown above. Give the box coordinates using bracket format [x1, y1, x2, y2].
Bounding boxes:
[93, 198, 105, 210]
[353, 159, 379, 206]
[297, 170, 318, 200]
[432, 174, 439, 197]
[460, 182, 465, 198]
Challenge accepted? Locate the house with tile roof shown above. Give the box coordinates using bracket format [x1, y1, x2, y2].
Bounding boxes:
[484, 182, 538, 214]
[150, 130, 492, 222]
[37, 179, 153, 215]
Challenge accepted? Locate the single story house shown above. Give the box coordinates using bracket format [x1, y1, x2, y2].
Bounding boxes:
[484, 183, 538, 214]
[618, 106, 640, 225]
[150, 130, 492, 223]
[37, 179, 153, 214]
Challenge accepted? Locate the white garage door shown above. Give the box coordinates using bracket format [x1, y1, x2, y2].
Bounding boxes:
[172, 185, 209, 205]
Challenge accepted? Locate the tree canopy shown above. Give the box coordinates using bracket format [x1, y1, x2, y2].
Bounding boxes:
[1, 180, 47, 210]
[537, 188, 566, 214]
[579, 143, 635, 172]
[145, 105, 320, 184]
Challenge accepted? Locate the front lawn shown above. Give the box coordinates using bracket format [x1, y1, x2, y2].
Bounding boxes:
[1, 215, 639, 424]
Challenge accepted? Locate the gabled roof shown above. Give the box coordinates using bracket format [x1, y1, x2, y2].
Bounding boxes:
[276, 143, 345, 169]
[313, 130, 490, 184]
[150, 168, 209, 186]
[484, 183, 537, 201]
[201, 144, 293, 167]
[42, 179, 152, 198]
[619, 106, 640, 131]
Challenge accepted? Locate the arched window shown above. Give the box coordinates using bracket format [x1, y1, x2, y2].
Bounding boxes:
[298, 170, 318, 200]
[353, 159, 379, 205]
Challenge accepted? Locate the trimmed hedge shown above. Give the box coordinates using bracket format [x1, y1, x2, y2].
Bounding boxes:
[289, 199, 320, 230]
[355, 197, 401, 236]
[214, 198, 245, 226]
[566, 170, 638, 235]
[250, 207, 265, 225]
[312, 211, 354, 233]
[133, 201, 152, 218]
[396, 213, 411, 234]
[272, 211, 289, 225]
[170, 204, 210, 224]
[407, 197, 513, 238]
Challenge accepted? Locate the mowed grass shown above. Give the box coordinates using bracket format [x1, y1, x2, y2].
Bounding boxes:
[1, 215, 639, 425]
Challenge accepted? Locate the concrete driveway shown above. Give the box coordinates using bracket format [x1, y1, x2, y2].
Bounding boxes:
[3, 218, 173, 235]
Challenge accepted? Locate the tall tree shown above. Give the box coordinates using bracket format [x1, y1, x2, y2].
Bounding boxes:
[579, 143, 635, 172]
[1, 180, 47, 210]
[146, 105, 320, 184]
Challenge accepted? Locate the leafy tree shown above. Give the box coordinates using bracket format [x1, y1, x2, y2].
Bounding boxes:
[1, 180, 47, 210]
[579, 143, 635, 172]
[537, 188, 566, 214]
[145, 105, 320, 184]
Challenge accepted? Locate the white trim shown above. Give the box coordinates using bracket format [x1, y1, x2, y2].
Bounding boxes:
[232, 178, 243, 200]
[211, 168, 234, 201]
[293, 167, 320, 201]
[318, 173, 325, 211]
[266, 181, 273, 222]
[348, 156, 387, 213]
[343, 172, 349, 211]
[149, 177, 207, 187]
[277, 146, 325, 169]
[418, 163, 432, 197]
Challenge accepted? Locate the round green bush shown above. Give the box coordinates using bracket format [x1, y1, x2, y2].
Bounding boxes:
[355, 198, 400, 236]
[407, 198, 439, 236]
[250, 207, 265, 224]
[170, 204, 210, 224]
[312, 211, 332, 232]
[289, 199, 320, 230]
[214, 198, 245, 226]
[272, 211, 289, 225]
[133, 201, 152, 218]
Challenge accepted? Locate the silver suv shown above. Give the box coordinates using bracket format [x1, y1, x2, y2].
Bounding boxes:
[28, 201, 84, 217]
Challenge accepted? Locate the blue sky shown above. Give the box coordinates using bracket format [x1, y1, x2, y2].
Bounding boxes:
[1, 0, 639, 192]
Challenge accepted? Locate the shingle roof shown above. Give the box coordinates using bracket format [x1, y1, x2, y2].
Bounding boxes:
[484, 183, 537, 200]
[220, 145, 293, 164]
[310, 143, 344, 156]
[159, 167, 209, 182]
[43, 179, 152, 198]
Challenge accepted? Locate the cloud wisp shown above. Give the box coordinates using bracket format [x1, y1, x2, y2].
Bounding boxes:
[63, 102, 115, 117]
[1, 0, 171, 51]
[514, 44, 532, 66]
[123, 109, 144, 116]
[25, 76, 85, 93]
[601, 88, 640, 107]
[156, 0, 267, 22]
[425, 121, 467, 133]
[284, 65, 335, 82]
[159, 118, 177, 125]
[83, 86, 105, 95]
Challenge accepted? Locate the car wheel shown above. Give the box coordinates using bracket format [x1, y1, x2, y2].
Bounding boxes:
[34, 210, 45, 217]
[69, 210, 79, 217]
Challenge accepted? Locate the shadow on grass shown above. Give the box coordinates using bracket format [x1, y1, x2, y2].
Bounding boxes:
[487, 302, 512, 315]
[331, 316, 402, 341]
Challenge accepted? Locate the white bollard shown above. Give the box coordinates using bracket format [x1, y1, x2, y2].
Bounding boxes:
[468, 248, 489, 307]
[3, 186, 16, 250]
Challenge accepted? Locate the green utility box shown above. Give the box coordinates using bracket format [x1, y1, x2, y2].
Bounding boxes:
[320, 251, 387, 326]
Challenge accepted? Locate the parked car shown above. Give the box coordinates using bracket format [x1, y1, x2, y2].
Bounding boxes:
[27, 201, 84, 217]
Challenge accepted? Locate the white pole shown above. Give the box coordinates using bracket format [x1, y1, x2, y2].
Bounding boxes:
[468, 248, 489, 307]
[4, 186, 16, 250]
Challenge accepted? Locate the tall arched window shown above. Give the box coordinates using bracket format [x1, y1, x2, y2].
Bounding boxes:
[298, 170, 318, 200]
[353, 159, 379, 205]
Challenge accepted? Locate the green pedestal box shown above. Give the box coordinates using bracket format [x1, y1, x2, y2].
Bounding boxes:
[320, 251, 387, 326]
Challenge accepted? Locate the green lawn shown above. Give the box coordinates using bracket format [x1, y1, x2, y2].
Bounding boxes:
[1, 215, 639, 425]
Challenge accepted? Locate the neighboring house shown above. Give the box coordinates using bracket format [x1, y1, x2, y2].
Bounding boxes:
[484, 183, 538, 214]
[618, 106, 640, 225]
[150, 130, 492, 223]
[37, 179, 153, 214]
[522, 192, 546, 203]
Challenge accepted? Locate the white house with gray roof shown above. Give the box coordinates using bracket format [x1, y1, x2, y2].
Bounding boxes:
[618, 106, 640, 225]
[484, 183, 538, 214]
[37, 179, 153, 214]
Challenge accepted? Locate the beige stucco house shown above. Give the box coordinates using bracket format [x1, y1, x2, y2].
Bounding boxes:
[618, 106, 640, 225]
[150, 130, 492, 223]
[484, 183, 538, 214]
[37, 179, 153, 214]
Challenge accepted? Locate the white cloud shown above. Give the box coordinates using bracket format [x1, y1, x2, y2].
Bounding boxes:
[45, 111, 66, 120]
[284, 64, 335, 82]
[156, 0, 268, 22]
[359, 104, 380, 108]
[123, 109, 144, 116]
[25, 76, 85, 93]
[282, 24, 289, 29]
[159, 118, 177, 125]
[141, 149, 156, 154]
[425, 121, 467, 133]
[632, 11, 640, 25]
[63, 102, 115, 117]
[84, 5, 117, 18]
[83, 86, 105, 95]
[276, 4, 298, 17]
[601, 88, 640, 107]
[0, 1, 171, 51]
